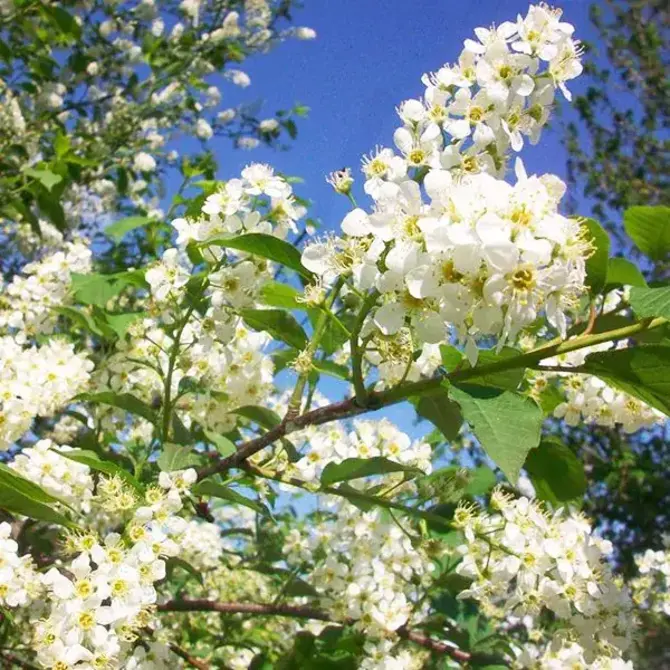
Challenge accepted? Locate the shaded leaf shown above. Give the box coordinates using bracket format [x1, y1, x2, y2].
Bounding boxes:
[241, 309, 308, 350]
[524, 438, 586, 505]
[195, 481, 266, 514]
[623, 206, 670, 262]
[205, 233, 313, 279]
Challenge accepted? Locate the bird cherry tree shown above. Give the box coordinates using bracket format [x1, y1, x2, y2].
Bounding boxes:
[1, 3, 670, 669]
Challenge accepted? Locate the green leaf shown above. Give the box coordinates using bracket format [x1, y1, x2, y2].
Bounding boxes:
[203, 430, 236, 457]
[195, 481, 266, 514]
[449, 385, 543, 483]
[524, 439, 586, 505]
[171, 413, 192, 445]
[624, 206, 670, 262]
[313, 359, 350, 381]
[105, 216, 152, 243]
[53, 306, 106, 336]
[580, 345, 670, 416]
[259, 281, 302, 309]
[204, 233, 313, 279]
[22, 167, 63, 191]
[465, 348, 526, 391]
[465, 466, 497, 496]
[440, 345, 464, 371]
[581, 217, 610, 295]
[320, 457, 421, 487]
[605, 258, 647, 290]
[231, 405, 281, 430]
[56, 450, 142, 492]
[412, 390, 463, 441]
[78, 391, 158, 424]
[308, 309, 351, 355]
[0, 466, 75, 527]
[47, 6, 81, 38]
[240, 309, 308, 350]
[103, 312, 146, 339]
[70, 273, 127, 307]
[629, 286, 670, 321]
[165, 556, 203, 585]
[157, 443, 200, 472]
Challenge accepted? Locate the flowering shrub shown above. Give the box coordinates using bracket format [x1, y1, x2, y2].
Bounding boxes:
[1, 3, 670, 669]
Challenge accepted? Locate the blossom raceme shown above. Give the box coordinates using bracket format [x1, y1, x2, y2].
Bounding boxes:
[530, 340, 664, 433]
[301, 4, 588, 366]
[0, 337, 93, 451]
[454, 491, 635, 667]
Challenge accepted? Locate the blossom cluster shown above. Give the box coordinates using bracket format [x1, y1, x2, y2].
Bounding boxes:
[531, 340, 664, 433]
[279, 418, 435, 668]
[283, 415, 432, 482]
[0, 337, 93, 451]
[0, 240, 92, 339]
[454, 492, 634, 667]
[284, 498, 434, 668]
[96, 318, 273, 440]
[2, 444, 200, 669]
[0, 521, 42, 609]
[10, 439, 94, 513]
[147, 164, 305, 306]
[630, 538, 670, 617]
[302, 4, 587, 367]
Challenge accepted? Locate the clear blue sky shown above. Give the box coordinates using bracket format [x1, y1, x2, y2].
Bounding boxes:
[217, 0, 600, 232]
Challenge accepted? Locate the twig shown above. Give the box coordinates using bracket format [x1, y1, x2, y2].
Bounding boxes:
[157, 599, 479, 664]
[168, 642, 210, 670]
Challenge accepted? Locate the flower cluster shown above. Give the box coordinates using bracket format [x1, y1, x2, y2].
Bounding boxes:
[96, 318, 273, 439]
[285, 416, 432, 482]
[302, 4, 587, 366]
[455, 492, 634, 667]
[0, 521, 42, 609]
[304, 162, 590, 366]
[630, 538, 670, 617]
[22, 469, 197, 669]
[0, 240, 92, 339]
[10, 439, 94, 513]
[531, 340, 664, 433]
[284, 498, 434, 663]
[0, 337, 93, 451]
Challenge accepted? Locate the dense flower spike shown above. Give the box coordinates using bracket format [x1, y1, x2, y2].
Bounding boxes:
[455, 492, 634, 667]
[531, 340, 664, 433]
[302, 5, 588, 366]
[0, 337, 93, 451]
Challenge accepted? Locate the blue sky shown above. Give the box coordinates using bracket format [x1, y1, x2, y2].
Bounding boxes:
[216, 0, 600, 232]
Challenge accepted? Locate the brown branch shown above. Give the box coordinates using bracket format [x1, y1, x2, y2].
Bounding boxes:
[157, 599, 474, 664]
[196, 316, 667, 482]
[168, 642, 210, 670]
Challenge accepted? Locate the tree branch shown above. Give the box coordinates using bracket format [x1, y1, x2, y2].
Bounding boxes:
[196, 316, 667, 481]
[157, 599, 479, 664]
[168, 643, 210, 670]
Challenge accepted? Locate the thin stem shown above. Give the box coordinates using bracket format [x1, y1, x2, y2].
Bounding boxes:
[168, 643, 210, 670]
[286, 277, 345, 418]
[161, 304, 197, 443]
[350, 290, 379, 406]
